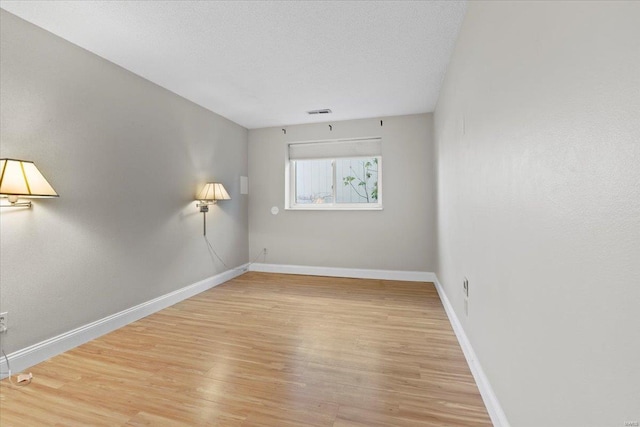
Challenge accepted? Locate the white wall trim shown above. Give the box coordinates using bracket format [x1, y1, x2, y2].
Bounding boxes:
[0, 265, 248, 379]
[249, 262, 436, 282]
[433, 276, 510, 427]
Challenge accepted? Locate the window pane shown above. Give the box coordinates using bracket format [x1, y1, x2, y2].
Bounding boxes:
[336, 157, 379, 204]
[295, 159, 333, 204]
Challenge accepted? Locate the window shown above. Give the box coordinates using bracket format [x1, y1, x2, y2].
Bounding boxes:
[286, 138, 382, 210]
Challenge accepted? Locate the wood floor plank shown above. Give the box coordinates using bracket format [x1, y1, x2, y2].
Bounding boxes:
[0, 272, 491, 426]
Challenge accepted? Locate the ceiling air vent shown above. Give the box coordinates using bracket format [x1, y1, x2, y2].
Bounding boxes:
[307, 109, 332, 115]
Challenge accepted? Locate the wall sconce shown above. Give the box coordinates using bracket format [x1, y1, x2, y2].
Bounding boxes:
[196, 182, 230, 235]
[0, 158, 59, 208]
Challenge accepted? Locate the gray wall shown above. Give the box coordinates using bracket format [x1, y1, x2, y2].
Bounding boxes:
[0, 10, 248, 353]
[435, 2, 640, 426]
[248, 114, 436, 272]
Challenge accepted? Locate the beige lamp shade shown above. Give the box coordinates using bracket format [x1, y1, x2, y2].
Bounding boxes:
[0, 158, 59, 198]
[196, 182, 230, 202]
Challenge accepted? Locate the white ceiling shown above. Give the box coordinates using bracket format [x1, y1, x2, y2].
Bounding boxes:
[0, 1, 466, 129]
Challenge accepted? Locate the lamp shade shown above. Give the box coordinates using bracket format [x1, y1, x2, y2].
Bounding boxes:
[0, 158, 59, 198]
[196, 182, 230, 201]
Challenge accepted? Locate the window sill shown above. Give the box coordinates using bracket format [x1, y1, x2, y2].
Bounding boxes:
[285, 204, 383, 211]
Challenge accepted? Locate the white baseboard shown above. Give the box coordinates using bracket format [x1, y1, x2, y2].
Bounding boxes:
[433, 276, 510, 427]
[0, 265, 248, 379]
[249, 262, 436, 282]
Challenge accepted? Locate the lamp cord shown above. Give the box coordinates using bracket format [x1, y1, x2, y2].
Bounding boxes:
[203, 235, 265, 272]
[1, 349, 31, 388]
[204, 235, 230, 269]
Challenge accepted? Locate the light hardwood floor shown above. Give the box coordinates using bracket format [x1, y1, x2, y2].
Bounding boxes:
[0, 272, 491, 426]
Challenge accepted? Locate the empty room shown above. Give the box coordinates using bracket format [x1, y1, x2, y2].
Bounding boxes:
[0, 1, 638, 426]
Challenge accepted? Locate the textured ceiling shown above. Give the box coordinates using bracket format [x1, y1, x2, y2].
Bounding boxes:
[0, 1, 466, 129]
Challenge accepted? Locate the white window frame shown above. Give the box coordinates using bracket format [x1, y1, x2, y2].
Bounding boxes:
[285, 138, 383, 211]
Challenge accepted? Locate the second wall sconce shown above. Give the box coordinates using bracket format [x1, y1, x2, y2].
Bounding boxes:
[0, 158, 59, 208]
[196, 182, 230, 235]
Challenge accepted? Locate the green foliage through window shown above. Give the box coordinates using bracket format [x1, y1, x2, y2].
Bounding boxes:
[342, 158, 378, 202]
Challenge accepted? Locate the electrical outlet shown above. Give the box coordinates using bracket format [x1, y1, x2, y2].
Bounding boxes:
[0, 312, 7, 333]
